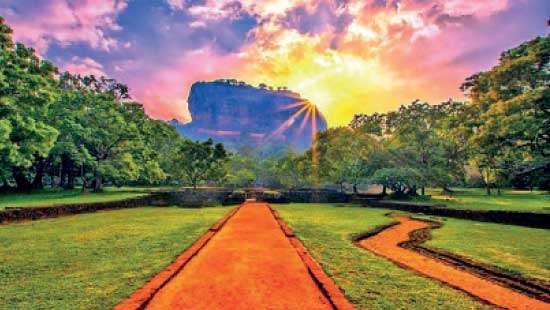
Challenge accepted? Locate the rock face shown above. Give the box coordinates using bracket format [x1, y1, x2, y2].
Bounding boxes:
[171, 80, 327, 150]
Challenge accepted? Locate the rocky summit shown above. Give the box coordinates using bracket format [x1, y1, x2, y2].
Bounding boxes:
[171, 79, 327, 150]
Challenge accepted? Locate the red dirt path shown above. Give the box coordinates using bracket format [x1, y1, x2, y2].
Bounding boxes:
[359, 216, 549, 310]
[146, 202, 332, 309]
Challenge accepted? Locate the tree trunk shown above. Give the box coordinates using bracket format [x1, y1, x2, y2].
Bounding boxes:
[94, 173, 102, 192]
[31, 159, 46, 189]
[59, 159, 67, 187]
[63, 158, 75, 189]
[421, 186, 425, 196]
[353, 183, 358, 194]
[486, 184, 491, 196]
[497, 186, 501, 196]
[31, 164, 45, 189]
[340, 183, 344, 193]
[382, 185, 387, 196]
[81, 165, 88, 192]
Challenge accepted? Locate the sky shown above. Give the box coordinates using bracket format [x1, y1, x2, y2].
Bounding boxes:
[1, 0, 548, 126]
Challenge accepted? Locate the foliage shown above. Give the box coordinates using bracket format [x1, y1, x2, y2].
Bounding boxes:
[224, 146, 313, 189]
[461, 36, 550, 194]
[344, 36, 550, 195]
[0, 17, 227, 192]
[316, 127, 377, 192]
[0, 17, 58, 189]
[225, 151, 257, 187]
[172, 139, 228, 189]
[369, 168, 420, 197]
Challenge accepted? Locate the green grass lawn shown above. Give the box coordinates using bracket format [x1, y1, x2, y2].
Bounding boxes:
[0, 206, 232, 309]
[274, 203, 492, 309]
[421, 216, 550, 282]
[0, 186, 177, 209]
[420, 188, 550, 213]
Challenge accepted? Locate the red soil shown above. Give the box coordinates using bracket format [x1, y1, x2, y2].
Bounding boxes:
[115, 207, 240, 310]
[146, 202, 332, 309]
[359, 216, 549, 310]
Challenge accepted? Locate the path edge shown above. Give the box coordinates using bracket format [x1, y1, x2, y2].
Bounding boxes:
[113, 205, 242, 310]
[268, 205, 355, 310]
[353, 214, 550, 305]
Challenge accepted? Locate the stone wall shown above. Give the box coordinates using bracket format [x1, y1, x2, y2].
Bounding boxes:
[256, 189, 350, 204]
[364, 200, 550, 229]
[0, 189, 243, 224]
[0, 196, 151, 224]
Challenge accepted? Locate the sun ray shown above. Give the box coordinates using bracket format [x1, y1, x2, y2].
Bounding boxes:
[265, 104, 309, 142]
[298, 107, 312, 133]
[278, 100, 308, 111]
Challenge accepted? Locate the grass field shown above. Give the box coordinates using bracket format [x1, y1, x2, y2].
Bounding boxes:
[0, 186, 176, 209]
[274, 203, 491, 309]
[421, 188, 550, 213]
[421, 216, 550, 282]
[0, 206, 232, 309]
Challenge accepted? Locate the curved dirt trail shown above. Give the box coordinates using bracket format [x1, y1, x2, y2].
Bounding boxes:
[146, 202, 332, 309]
[359, 216, 549, 310]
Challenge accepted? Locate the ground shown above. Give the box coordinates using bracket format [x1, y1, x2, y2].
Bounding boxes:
[274, 203, 493, 309]
[0, 206, 232, 309]
[420, 188, 550, 213]
[0, 186, 175, 209]
[145, 202, 336, 309]
[358, 215, 547, 309]
[1, 189, 548, 309]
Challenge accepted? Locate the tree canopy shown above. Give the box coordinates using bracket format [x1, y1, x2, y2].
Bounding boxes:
[0, 17, 229, 191]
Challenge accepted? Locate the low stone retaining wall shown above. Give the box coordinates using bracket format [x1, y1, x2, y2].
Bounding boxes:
[257, 189, 350, 203]
[148, 190, 242, 207]
[364, 200, 550, 229]
[0, 196, 152, 224]
[0, 189, 244, 224]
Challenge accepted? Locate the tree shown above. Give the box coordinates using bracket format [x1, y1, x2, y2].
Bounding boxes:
[369, 168, 420, 198]
[351, 99, 472, 194]
[226, 152, 257, 188]
[172, 139, 228, 189]
[0, 17, 229, 192]
[76, 91, 140, 191]
[316, 127, 376, 192]
[461, 36, 550, 193]
[0, 17, 59, 190]
[274, 149, 312, 189]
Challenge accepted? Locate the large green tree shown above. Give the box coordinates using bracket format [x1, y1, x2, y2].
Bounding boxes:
[0, 17, 59, 190]
[172, 139, 228, 189]
[461, 36, 550, 193]
[316, 127, 377, 193]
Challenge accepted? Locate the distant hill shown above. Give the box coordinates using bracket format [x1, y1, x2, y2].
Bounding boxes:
[171, 79, 327, 150]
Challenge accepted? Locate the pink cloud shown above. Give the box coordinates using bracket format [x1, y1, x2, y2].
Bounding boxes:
[442, 0, 511, 17]
[0, 0, 127, 54]
[62, 56, 106, 76]
[128, 48, 247, 122]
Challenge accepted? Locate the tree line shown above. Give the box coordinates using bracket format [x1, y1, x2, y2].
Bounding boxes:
[227, 35, 549, 196]
[0, 17, 228, 192]
[347, 36, 549, 195]
[2, 15, 547, 195]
